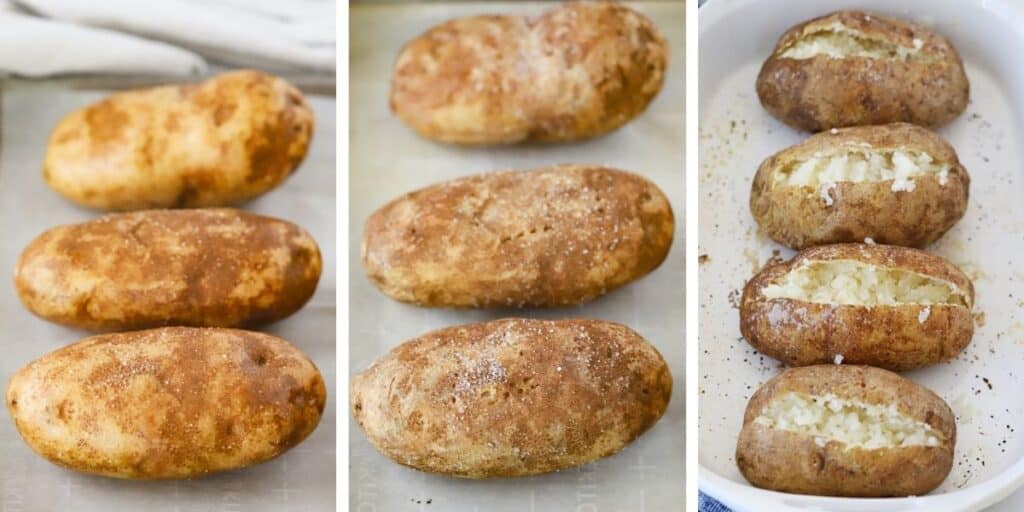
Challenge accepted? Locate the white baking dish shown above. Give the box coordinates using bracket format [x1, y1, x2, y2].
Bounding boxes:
[698, 0, 1024, 510]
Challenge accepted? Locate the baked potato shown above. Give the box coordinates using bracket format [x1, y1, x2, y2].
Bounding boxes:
[361, 164, 674, 308]
[756, 11, 969, 131]
[736, 364, 955, 497]
[6, 327, 326, 479]
[740, 243, 974, 371]
[15, 208, 322, 331]
[390, 1, 667, 144]
[351, 318, 671, 478]
[750, 123, 970, 249]
[44, 70, 313, 210]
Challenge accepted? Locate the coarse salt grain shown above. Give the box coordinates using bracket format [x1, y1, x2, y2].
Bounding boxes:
[918, 306, 931, 323]
[820, 182, 836, 207]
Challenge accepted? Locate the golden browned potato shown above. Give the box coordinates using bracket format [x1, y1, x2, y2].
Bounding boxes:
[740, 244, 974, 371]
[736, 365, 956, 497]
[6, 327, 326, 479]
[750, 123, 970, 249]
[351, 318, 671, 478]
[15, 209, 321, 331]
[390, 1, 667, 145]
[361, 164, 674, 308]
[756, 11, 969, 131]
[44, 70, 313, 210]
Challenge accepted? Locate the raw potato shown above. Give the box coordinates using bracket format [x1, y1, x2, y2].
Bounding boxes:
[750, 123, 970, 249]
[740, 243, 974, 371]
[756, 11, 969, 131]
[15, 209, 321, 331]
[736, 365, 956, 497]
[351, 318, 672, 478]
[390, 1, 667, 144]
[44, 70, 313, 210]
[361, 164, 674, 308]
[6, 327, 326, 479]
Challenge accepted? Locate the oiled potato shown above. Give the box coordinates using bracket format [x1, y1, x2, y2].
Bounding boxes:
[45, 70, 313, 210]
[361, 164, 674, 308]
[390, 2, 667, 144]
[351, 318, 671, 478]
[736, 365, 955, 497]
[750, 123, 970, 249]
[740, 244, 974, 371]
[6, 327, 326, 479]
[15, 209, 321, 331]
[757, 11, 969, 131]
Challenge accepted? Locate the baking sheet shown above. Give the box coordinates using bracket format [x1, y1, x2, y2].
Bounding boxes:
[0, 81, 336, 511]
[698, 3, 1024, 509]
[349, 2, 685, 511]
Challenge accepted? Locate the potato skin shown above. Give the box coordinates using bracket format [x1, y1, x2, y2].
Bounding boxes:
[15, 209, 321, 331]
[44, 70, 313, 210]
[351, 318, 671, 478]
[750, 123, 970, 249]
[361, 164, 674, 308]
[740, 244, 974, 371]
[756, 11, 969, 131]
[389, 1, 666, 145]
[5, 327, 326, 479]
[736, 365, 955, 497]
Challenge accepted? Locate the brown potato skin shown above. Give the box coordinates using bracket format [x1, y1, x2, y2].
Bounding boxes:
[740, 244, 974, 371]
[6, 327, 326, 479]
[361, 164, 674, 308]
[15, 209, 322, 332]
[389, 1, 667, 145]
[44, 70, 313, 210]
[750, 123, 970, 249]
[351, 318, 672, 478]
[756, 11, 969, 131]
[736, 365, 955, 497]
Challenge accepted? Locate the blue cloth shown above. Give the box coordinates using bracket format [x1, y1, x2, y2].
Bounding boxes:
[699, 491, 732, 512]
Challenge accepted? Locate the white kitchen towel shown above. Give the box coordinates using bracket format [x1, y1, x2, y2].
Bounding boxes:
[17, 0, 336, 72]
[0, 1, 205, 77]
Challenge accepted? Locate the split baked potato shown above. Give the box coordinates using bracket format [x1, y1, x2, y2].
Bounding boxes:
[750, 123, 970, 249]
[736, 365, 955, 497]
[740, 243, 974, 371]
[756, 11, 969, 131]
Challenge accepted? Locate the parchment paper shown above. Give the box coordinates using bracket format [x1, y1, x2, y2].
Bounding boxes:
[0, 79, 336, 512]
[349, 2, 685, 511]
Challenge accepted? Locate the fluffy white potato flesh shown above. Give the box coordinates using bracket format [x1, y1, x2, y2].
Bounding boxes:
[754, 392, 943, 450]
[780, 23, 923, 60]
[775, 148, 950, 194]
[761, 260, 969, 307]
